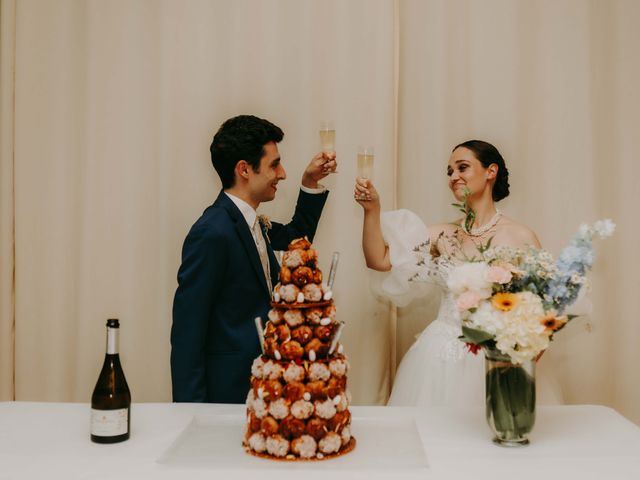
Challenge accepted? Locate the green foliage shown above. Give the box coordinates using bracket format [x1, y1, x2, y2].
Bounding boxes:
[451, 187, 476, 233]
[450, 187, 493, 256]
[486, 361, 536, 439]
[460, 326, 495, 346]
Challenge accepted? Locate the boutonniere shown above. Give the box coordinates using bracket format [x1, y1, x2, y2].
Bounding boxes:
[258, 214, 272, 243]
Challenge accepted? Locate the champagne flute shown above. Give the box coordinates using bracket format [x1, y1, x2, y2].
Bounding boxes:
[319, 121, 337, 174]
[356, 146, 374, 201]
[357, 145, 374, 180]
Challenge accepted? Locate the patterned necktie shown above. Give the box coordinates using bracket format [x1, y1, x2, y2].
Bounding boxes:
[252, 218, 272, 296]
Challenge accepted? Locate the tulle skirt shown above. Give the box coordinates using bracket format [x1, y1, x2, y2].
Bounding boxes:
[388, 319, 564, 407]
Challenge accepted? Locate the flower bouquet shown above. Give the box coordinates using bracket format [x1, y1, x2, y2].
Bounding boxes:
[448, 219, 615, 446]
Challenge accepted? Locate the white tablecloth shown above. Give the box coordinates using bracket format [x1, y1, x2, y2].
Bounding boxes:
[1, 402, 639, 479]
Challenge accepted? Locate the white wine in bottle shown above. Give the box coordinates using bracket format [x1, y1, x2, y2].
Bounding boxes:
[90, 318, 131, 443]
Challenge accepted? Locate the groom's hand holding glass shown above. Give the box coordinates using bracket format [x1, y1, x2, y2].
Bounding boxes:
[302, 151, 337, 189]
[318, 121, 338, 176]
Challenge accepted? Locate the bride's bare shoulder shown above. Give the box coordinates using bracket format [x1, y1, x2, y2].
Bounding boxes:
[497, 216, 541, 248]
[428, 220, 462, 239]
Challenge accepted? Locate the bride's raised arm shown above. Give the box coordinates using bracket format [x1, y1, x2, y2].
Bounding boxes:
[354, 178, 434, 307]
[354, 178, 391, 271]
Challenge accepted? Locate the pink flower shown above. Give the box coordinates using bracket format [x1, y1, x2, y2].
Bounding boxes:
[457, 290, 482, 311]
[486, 266, 512, 284]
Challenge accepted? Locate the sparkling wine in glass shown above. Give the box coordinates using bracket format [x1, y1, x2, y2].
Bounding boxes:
[319, 121, 336, 154]
[357, 146, 374, 180]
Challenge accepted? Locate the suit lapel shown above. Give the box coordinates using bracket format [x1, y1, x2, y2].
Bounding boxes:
[214, 192, 271, 297]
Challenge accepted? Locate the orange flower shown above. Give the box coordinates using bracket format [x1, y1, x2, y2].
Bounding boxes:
[540, 312, 567, 332]
[491, 292, 519, 312]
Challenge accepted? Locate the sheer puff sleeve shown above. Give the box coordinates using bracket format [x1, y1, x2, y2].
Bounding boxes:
[369, 209, 434, 307]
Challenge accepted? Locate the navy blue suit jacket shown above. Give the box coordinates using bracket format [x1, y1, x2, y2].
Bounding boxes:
[170, 189, 328, 403]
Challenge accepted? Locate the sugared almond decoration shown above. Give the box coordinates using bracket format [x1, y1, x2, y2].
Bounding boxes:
[308, 350, 316, 361]
[297, 292, 305, 303]
[320, 317, 331, 326]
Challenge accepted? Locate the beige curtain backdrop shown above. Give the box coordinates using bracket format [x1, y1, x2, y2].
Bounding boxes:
[396, 0, 640, 422]
[1, 0, 639, 423]
[0, 0, 16, 401]
[1, 0, 396, 405]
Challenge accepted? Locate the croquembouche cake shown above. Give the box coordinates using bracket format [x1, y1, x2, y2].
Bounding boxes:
[243, 237, 355, 460]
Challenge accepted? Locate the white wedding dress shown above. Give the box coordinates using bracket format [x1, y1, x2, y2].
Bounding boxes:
[373, 210, 564, 407]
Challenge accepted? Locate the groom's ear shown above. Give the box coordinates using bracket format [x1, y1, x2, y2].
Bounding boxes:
[235, 160, 251, 181]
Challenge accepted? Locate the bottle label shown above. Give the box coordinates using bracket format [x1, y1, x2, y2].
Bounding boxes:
[91, 408, 128, 436]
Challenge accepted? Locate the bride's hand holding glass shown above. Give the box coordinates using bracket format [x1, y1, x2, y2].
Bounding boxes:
[354, 178, 380, 210]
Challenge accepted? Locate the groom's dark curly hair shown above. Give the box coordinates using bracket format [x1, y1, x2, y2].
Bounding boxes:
[210, 115, 284, 189]
[453, 140, 510, 202]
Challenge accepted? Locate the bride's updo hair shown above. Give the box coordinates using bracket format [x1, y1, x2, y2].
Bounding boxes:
[453, 140, 510, 202]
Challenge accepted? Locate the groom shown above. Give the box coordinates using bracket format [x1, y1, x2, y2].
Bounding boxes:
[171, 115, 335, 403]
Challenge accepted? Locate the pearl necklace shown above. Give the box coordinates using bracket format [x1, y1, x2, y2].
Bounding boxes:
[462, 210, 502, 237]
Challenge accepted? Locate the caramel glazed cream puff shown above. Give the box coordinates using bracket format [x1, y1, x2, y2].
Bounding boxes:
[244, 237, 355, 460]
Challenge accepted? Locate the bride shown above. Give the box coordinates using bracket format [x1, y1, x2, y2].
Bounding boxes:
[354, 140, 563, 407]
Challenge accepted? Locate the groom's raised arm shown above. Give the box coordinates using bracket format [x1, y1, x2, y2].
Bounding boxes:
[269, 188, 329, 249]
[268, 151, 335, 249]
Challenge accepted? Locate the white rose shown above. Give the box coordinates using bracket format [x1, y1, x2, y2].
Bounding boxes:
[447, 262, 492, 298]
[494, 292, 550, 363]
[467, 301, 503, 335]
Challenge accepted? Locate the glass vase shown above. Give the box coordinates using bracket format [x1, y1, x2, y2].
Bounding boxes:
[484, 347, 536, 447]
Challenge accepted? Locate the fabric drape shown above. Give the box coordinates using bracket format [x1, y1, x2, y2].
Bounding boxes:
[0, 0, 16, 401]
[0, 0, 638, 424]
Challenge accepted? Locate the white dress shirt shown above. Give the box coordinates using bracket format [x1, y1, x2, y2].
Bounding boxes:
[224, 186, 325, 293]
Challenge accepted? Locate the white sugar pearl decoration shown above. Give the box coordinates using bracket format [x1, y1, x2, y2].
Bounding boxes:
[274, 292, 281, 302]
[297, 292, 305, 303]
[274, 350, 282, 360]
[320, 317, 331, 326]
[257, 387, 265, 400]
[303, 392, 311, 401]
[333, 395, 341, 405]
[323, 291, 333, 301]
[309, 350, 316, 361]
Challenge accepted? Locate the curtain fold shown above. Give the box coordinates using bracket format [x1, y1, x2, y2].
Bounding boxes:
[0, 0, 16, 401]
[5, 0, 640, 424]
